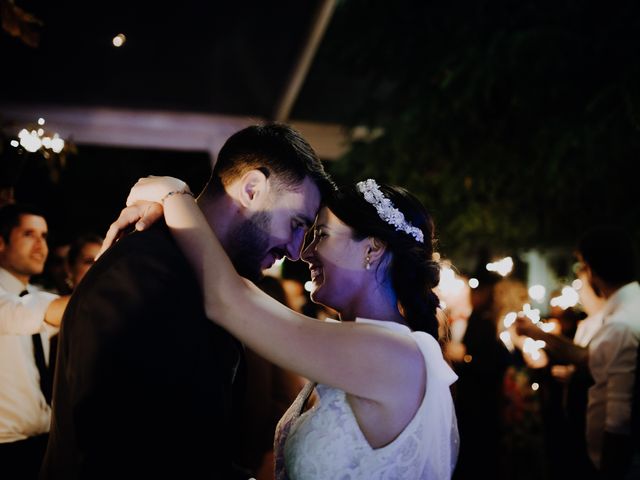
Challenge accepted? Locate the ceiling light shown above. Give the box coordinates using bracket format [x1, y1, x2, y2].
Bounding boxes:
[112, 33, 126, 47]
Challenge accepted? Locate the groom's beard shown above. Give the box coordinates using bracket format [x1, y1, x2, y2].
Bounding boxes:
[228, 210, 272, 283]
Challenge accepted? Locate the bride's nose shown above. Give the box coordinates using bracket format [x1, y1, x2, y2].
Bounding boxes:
[301, 239, 316, 264]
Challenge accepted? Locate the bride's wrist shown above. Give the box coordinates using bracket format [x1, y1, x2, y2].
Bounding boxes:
[157, 177, 193, 204]
[161, 189, 195, 204]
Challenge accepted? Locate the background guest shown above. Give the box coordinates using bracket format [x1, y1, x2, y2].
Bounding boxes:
[0, 203, 69, 480]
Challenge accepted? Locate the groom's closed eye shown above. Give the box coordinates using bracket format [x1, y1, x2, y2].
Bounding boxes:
[292, 219, 306, 232]
[293, 215, 314, 231]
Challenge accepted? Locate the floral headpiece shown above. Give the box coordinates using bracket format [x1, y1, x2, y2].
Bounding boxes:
[356, 179, 424, 243]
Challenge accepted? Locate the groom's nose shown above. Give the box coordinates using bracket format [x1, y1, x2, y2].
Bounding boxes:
[284, 228, 306, 262]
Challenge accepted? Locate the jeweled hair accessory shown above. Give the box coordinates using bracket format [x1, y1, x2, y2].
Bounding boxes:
[356, 179, 425, 243]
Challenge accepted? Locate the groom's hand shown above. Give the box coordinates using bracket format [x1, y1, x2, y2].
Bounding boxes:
[98, 201, 164, 258]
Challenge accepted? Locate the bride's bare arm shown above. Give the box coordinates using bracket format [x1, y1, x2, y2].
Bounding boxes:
[117, 177, 425, 405]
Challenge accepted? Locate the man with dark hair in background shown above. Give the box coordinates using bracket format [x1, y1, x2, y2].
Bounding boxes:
[0, 203, 69, 480]
[578, 225, 640, 479]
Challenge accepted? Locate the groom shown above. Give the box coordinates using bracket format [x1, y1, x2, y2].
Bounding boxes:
[40, 123, 334, 479]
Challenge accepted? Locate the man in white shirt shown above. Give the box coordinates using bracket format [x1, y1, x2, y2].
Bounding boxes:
[515, 268, 606, 479]
[579, 225, 640, 479]
[0, 203, 69, 480]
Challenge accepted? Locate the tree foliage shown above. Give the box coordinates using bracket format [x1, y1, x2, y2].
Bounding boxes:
[308, 0, 640, 259]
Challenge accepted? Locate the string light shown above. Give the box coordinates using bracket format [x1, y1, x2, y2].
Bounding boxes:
[16, 128, 65, 153]
[528, 284, 546, 302]
[486, 256, 513, 276]
[499, 331, 515, 352]
[523, 337, 546, 360]
[550, 286, 579, 310]
[503, 312, 517, 328]
[520, 303, 541, 323]
[437, 265, 466, 297]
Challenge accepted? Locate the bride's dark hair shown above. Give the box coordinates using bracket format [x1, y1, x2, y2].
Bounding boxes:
[326, 182, 441, 340]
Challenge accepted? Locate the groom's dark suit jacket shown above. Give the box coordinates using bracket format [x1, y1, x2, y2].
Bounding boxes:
[40, 224, 243, 479]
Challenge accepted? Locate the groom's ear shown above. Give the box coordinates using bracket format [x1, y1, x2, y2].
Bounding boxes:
[238, 168, 270, 209]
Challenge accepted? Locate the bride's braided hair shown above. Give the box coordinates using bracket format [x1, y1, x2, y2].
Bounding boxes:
[326, 182, 441, 340]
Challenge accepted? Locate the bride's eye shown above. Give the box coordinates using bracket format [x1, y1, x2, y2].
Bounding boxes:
[314, 228, 326, 240]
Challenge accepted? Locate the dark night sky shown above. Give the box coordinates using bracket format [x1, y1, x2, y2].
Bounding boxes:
[2, 0, 639, 266]
[0, 0, 327, 118]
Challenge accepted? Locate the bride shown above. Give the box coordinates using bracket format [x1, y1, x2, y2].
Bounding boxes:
[108, 175, 459, 479]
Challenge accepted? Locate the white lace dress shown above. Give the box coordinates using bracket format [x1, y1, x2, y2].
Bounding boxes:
[274, 318, 459, 480]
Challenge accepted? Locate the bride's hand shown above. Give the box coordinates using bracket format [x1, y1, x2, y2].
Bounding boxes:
[98, 176, 191, 258]
[97, 201, 164, 258]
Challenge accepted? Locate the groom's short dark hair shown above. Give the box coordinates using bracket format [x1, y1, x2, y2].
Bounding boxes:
[205, 123, 335, 198]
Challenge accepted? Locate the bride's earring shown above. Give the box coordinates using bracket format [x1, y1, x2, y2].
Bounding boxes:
[365, 252, 371, 270]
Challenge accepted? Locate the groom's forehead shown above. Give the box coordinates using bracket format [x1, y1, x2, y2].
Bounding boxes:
[266, 192, 315, 234]
[280, 176, 321, 204]
[300, 180, 322, 218]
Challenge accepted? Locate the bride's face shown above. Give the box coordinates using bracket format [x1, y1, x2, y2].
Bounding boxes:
[301, 207, 368, 313]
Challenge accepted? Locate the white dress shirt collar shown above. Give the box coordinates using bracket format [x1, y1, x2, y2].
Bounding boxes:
[600, 281, 640, 322]
[0, 266, 29, 295]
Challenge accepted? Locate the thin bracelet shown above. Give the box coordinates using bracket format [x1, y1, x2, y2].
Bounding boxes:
[161, 190, 195, 204]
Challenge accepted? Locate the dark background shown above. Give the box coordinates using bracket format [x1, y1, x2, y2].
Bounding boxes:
[2, 0, 639, 272]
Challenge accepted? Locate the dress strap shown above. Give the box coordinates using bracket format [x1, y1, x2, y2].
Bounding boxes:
[274, 381, 317, 480]
[297, 381, 318, 414]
